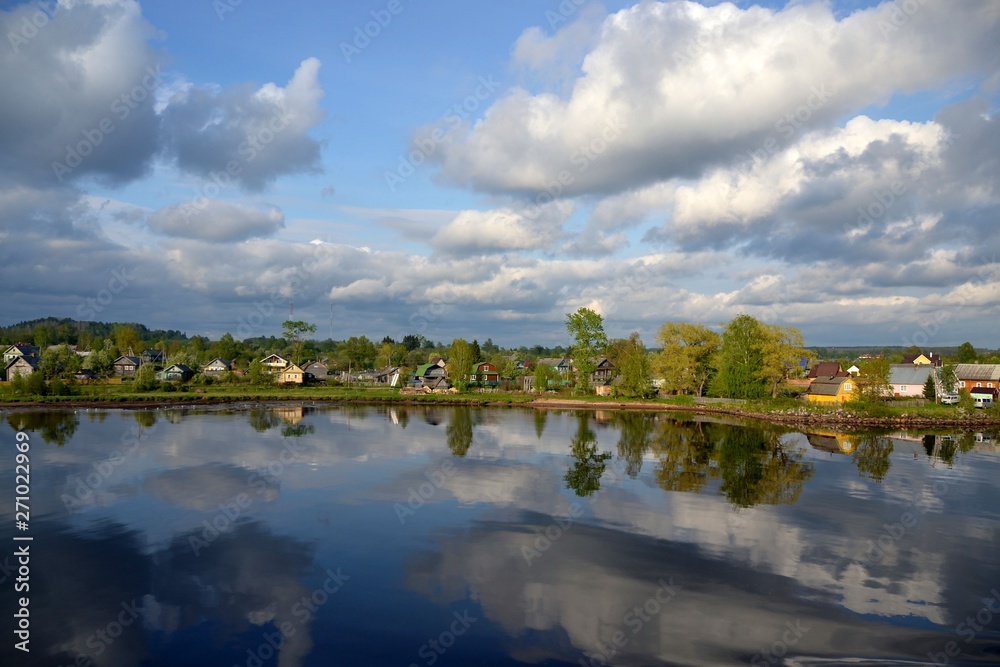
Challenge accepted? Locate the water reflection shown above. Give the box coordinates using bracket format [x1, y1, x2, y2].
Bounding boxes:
[2, 406, 999, 666]
[7, 410, 79, 445]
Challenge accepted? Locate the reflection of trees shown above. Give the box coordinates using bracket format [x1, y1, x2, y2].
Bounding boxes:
[717, 426, 813, 507]
[248, 407, 283, 432]
[651, 420, 713, 494]
[650, 421, 814, 507]
[134, 410, 157, 428]
[615, 412, 655, 479]
[281, 423, 315, 438]
[533, 410, 548, 439]
[446, 407, 474, 456]
[7, 411, 79, 446]
[565, 413, 612, 497]
[850, 434, 893, 482]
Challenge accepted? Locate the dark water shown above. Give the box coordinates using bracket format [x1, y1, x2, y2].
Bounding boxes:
[2, 405, 999, 666]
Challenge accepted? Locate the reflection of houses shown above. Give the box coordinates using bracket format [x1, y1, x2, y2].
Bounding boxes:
[805, 376, 855, 403]
[806, 432, 856, 454]
[157, 364, 194, 382]
[411, 363, 449, 390]
[113, 355, 142, 377]
[888, 364, 933, 397]
[4, 355, 39, 381]
[274, 406, 304, 425]
[301, 360, 329, 381]
[279, 364, 306, 384]
[202, 358, 232, 377]
[954, 364, 1000, 397]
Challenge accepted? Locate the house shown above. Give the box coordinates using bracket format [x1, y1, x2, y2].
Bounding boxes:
[537, 357, 572, 374]
[807, 362, 848, 379]
[469, 362, 500, 386]
[202, 358, 233, 377]
[806, 376, 855, 404]
[953, 364, 1000, 394]
[888, 364, 933, 397]
[113, 355, 142, 377]
[301, 360, 329, 381]
[411, 363, 448, 389]
[3, 343, 39, 365]
[590, 358, 615, 384]
[374, 366, 402, 387]
[279, 364, 306, 384]
[74, 369, 97, 381]
[141, 349, 166, 366]
[902, 352, 942, 368]
[157, 364, 194, 382]
[260, 354, 291, 372]
[4, 355, 39, 381]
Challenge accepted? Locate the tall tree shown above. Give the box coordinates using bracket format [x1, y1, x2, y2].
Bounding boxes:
[614, 332, 652, 398]
[923, 374, 936, 400]
[939, 364, 957, 394]
[342, 335, 376, 370]
[565, 307, 608, 393]
[710, 314, 768, 399]
[282, 320, 317, 364]
[759, 324, 809, 398]
[113, 325, 142, 356]
[447, 338, 475, 392]
[654, 322, 721, 396]
[956, 341, 978, 363]
[855, 357, 891, 401]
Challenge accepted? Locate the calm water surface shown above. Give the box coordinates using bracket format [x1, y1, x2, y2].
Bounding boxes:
[2, 406, 999, 666]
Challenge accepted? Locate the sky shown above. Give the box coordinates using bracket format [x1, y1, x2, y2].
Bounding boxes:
[1, 0, 998, 348]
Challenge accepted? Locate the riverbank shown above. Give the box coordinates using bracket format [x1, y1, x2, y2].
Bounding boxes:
[2, 386, 1000, 430]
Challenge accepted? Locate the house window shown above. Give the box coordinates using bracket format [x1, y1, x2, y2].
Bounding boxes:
[977, 382, 982, 388]
[960, 381, 966, 388]
[900, 386, 907, 392]
[844, 383, 852, 391]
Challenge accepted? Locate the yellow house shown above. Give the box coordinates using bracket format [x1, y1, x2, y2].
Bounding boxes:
[806, 376, 855, 404]
[279, 364, 306, 385]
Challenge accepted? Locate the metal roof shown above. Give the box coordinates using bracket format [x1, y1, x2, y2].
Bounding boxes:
[954, 364, 1000, 382]
[888, 365, 933, 386]
[808, 376, 848, 396]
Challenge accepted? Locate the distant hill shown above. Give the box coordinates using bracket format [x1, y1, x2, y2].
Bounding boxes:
[0, 317, 188, 346]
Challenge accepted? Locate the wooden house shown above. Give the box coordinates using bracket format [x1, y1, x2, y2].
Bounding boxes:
[806, 376, 855, 404]
[280, 364, 306, 384]
[202, 358, 232, 377]
[113, 355, 142, 377]
[157, 364, 194, 382]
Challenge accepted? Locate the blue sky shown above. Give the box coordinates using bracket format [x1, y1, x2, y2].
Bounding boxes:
[1, 0, 998, 347]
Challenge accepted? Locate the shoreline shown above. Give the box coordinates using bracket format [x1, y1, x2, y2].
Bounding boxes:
[3, 394, 1000, 431]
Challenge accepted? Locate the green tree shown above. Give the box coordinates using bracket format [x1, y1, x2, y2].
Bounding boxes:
[470, 339, 482, 364]
[855, 357, 891, 401]
[343, 335, 376, 370]
[565, 307, 608, 394]
[654, 322, 721, 396]
[134, 363, 159, 392]
[956, 341, 978, 363]
[759, 324, 809, 397]
[447, 338, 475, 392]
[216, 332, 239, 362]
[533, 362, 554, 392]
[113, 325, 142, 356]
[710, 314, 768, 399]
[939, 364, 957, 393]
[248, 359, 272, 386]
[923, 374, 936, 400]
[282, 320, 317, 364]
[39, 344, 82, 380]
[614, 332, 652, 398]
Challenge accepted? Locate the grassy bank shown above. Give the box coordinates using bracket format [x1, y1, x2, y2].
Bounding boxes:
[1, 384, 997, 428]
